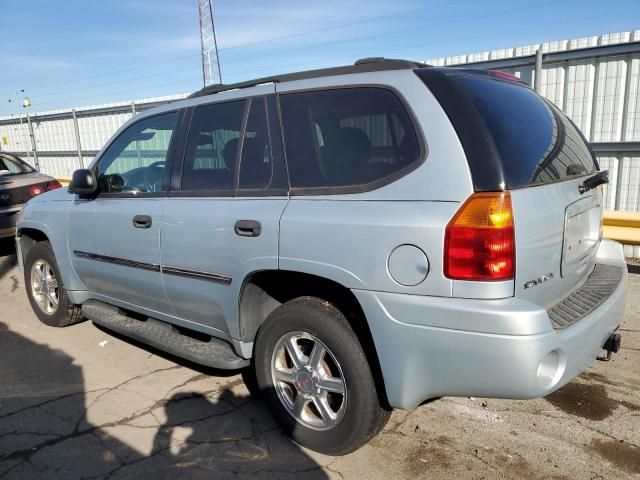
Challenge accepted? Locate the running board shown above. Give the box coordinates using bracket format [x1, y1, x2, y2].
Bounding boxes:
[81, 300, 249, 370]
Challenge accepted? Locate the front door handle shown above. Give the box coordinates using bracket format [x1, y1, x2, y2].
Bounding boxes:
[234, 220, 261, 237]
[133, 215, 152, 229]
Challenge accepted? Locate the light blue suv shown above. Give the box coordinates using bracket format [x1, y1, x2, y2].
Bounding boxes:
[17, 59, 627, 455]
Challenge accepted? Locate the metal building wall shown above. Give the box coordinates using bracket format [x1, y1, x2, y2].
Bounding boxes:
[0, 94, 188, 178]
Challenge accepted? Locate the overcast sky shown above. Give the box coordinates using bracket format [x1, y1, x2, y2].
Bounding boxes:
[1, 0, 639, 115]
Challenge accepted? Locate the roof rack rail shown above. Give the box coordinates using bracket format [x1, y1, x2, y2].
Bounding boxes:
[189, 57, 428, 99]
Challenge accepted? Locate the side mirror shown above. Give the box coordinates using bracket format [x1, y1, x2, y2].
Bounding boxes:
[68, 169, 98, 195]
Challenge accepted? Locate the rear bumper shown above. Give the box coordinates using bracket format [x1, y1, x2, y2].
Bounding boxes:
[0, 209, 20, 238]
[0, 226, 15, 239]
[0, 205, 22, 238]
[354, 239, 628, 409]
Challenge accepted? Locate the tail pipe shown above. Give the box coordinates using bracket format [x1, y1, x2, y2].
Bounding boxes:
[597, 332, 621, 362]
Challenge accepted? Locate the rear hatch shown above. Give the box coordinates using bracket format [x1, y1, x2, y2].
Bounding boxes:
[417, 68, 602, 307]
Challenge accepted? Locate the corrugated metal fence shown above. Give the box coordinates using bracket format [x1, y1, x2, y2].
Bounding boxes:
[1, 31, 639, 258]
[0, 94, 188, 177]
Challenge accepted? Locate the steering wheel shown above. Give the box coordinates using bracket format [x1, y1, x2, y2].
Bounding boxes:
[141, 161, 166, 192]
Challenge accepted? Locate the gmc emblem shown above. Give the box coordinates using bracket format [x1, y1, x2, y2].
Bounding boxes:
[524, 272, 554, 289]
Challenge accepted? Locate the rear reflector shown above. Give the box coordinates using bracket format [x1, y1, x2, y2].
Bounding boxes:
[47, 180, 62, 191]
[444, 192, 515, 281]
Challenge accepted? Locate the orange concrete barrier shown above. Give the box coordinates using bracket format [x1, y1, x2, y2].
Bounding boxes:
[603, 211, 640, 246]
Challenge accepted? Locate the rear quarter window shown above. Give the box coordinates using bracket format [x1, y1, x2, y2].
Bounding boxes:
[417, 69, 598, 190]
[278, 87, 422, 192]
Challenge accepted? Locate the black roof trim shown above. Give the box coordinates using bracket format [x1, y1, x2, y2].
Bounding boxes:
[189, 58, 428, 99]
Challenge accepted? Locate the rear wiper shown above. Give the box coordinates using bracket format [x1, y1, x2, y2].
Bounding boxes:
[579, 170, 608, 194]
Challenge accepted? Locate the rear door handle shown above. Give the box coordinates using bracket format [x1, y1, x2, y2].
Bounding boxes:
[234, 220, 261, 237]
[133, 215, 152, 229]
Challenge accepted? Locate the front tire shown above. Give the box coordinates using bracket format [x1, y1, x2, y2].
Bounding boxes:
[24, 241, 83, 328]
[254, 297, 390, 455]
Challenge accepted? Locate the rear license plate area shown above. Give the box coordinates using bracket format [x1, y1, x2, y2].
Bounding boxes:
[562, 195, 601, 278]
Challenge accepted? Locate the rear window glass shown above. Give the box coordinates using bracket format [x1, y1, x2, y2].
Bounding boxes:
[447, 75, 597, 188]
[0, 154, 34, 174]
[279, 88, 421, 190]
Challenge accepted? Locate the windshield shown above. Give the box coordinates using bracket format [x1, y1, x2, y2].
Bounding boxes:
[0, 154, 35, 175]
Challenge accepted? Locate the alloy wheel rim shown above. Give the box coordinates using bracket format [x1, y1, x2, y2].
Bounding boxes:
[30, 259, 59, 315]
[271, 331, 347, 431]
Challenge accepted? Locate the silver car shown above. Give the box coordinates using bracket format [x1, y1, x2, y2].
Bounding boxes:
[16, 58, 627, 455]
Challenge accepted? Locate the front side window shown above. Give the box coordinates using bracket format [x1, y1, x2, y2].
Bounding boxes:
[279, 88, 421, 190]
[97, 112, 178, 194]
[181, 100, 246, 191]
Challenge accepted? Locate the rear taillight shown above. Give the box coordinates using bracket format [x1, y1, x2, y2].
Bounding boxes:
[444, 192, 515, 281]
[28, 180, 61, 198]
[47, 180, 62, 191]
[488, 70, 528, 85]
[29, 185, 46, 197]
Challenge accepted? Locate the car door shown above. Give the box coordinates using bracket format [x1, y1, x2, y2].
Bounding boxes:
[68, 110, 181, 313]
[161, 87, 289, 339]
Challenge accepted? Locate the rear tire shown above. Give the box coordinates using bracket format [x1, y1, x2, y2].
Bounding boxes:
[254, 296, 390, 455]
[24, 241, 83, 328]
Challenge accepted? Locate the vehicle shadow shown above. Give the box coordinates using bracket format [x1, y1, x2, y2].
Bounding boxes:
[147, 389, 328, 479]
[0, 321, 329, 479]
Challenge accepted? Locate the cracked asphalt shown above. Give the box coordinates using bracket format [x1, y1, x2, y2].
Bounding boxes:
[0, 238, 638, 479]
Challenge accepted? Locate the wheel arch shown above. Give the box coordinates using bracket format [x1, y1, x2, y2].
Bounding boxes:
[17, 227, 51, 264]
[17, 223, 86, 293]
[239, 269, 389, 407]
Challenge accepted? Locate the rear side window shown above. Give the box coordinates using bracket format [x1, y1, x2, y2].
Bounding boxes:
[279, 88, 421, 191]
[417, 69, 597, 190]
[181, 101, 245, 191]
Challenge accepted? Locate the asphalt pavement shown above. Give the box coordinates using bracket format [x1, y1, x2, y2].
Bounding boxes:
[0, 238, 638, 479]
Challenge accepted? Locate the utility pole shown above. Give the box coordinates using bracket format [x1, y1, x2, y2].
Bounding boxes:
[534, 48, 543, 92]
[199, 0, 222, 86]
[7, 90, 31, 161]
[26, 113, 39, 171]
